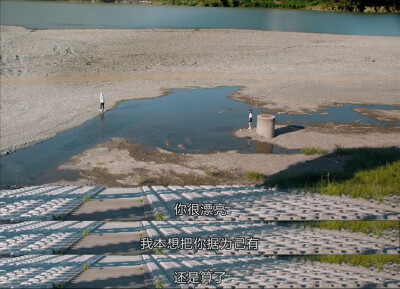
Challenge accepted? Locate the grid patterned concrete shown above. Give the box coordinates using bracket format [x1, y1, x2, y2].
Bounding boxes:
[141, 221, 400, 255]
[0, 221, 101, 256]
[2, 255, 400, 288]
[2, 186, 399, 221]
[1, 185, 399, 288]
[2, 221, 398, 257]
[0, 255, 102, 289]
[142, 185, 400, 221]
[0, 186, 103, 221]
[142, 255, 400, 288]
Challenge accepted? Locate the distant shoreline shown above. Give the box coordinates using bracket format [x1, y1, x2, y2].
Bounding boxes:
[66, 0, 400, 13]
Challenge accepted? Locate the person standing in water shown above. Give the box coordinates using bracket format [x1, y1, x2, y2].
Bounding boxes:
[100, 92, 105, 112]
[248, 109, 253, 129]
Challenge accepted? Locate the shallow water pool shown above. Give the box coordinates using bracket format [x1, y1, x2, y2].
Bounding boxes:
[1, 86, 398, 186]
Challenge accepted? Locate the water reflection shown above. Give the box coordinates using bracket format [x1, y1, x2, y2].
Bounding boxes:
[0, 87, 276, 186]
[99, 112, 105, 136]
[255, 141, 274, 154]
[1, 86, 398, 186]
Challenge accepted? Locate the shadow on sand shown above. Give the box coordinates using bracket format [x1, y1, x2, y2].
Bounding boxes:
[274, 125, 305, 137]
[66, 266, 146, 289]
[66, 199, 148, 221]
[65, 234, 150, 255]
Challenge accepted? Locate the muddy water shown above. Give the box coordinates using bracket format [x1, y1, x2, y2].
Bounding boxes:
[1, 86, 399, 186]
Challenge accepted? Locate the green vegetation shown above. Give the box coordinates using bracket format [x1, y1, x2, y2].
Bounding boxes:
[150, 0, 399, 12]
[137, 176, 149, 185]
[82, 230, 90, 237]
[205, 168, 219, 177]
[94, 166, 108, 173]
[83, 264, 90, 270]
[155, 280, 164, 289]
[52, 283, 66, 289]
[155, 212, 164, 221]
[266, 147, 400, 202]
[245, 171, 266, 182]
[307, 255, 400, 271]
[301, 146, 327, 155]
[83, 195, 90, 202]
[305, 221, 399, 237]
[52, 215, 66, 221]
[154, 248, 163, 254]
[334, 144, 345, 155]
[75, 0, 399, 12]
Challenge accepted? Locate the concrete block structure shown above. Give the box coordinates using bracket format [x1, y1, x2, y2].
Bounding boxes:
[256, 114, 275, 138]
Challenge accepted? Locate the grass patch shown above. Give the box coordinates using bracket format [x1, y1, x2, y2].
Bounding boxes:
[301, 146, 327, 155]
[155, 212, 164, 221]
[53, 249, 65, 255]
[334, 144, 345, 155]
[154, 248, 163, 255]
[52, 283, 66, 289]
[266, 147, 400, 202]
[82, 230, 90, 237]
[305, 221, 399, 237]
[137, 176, 149, 185]
[83, 264, 90, 270]
[307, 255, 400, 272]
[52, 215, 66, 221]
[94, 166, 108, 173]
[205, 168, 219, 177]
[83, 195, 90, 202]
[155, 280, 163, 289]
[245, 171, 265, 182]
[318, 160, 400, 202]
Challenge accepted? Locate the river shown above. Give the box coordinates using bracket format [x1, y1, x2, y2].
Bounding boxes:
[1, 0, 400, 36]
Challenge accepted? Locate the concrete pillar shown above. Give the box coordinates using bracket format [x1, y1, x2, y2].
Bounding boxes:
[256, 114, 275, 138]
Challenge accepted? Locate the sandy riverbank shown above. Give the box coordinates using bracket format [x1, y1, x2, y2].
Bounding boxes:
[1, 25, 400, 156]
[58, 138, 343, 186]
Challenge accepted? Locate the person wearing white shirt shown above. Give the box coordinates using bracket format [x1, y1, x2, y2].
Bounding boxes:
[248, 109, 253, 129]
[100, 92, 105, 112]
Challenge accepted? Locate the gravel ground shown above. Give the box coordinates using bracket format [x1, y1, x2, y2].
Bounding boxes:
[1, 25, 399, 156]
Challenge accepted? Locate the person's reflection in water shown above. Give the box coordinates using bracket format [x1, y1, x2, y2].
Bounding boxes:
[99, 112, 105, 136]
[247, 137, 251, 148]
